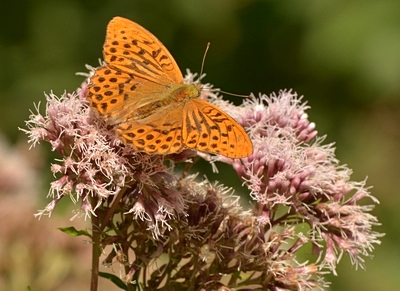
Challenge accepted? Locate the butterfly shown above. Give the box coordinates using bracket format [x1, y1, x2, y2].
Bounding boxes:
[86, 16, 253, 158]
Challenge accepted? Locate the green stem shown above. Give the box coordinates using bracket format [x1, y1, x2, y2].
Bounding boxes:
[90, 196, 101, 291]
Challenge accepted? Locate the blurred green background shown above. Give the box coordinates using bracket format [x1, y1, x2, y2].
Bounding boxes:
[1, 0, 399, 290]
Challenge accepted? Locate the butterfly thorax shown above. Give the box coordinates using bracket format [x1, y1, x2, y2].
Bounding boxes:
[130, 83, 201, 120]
[166, 83, 201, 104]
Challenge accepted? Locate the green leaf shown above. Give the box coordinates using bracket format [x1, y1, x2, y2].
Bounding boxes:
[58, 226, 91, 238]
[99, 271, 128, 290]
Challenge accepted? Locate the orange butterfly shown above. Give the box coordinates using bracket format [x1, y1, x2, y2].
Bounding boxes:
[87, 17, 253, 158]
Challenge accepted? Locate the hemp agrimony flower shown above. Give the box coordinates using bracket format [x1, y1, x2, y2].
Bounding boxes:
[21, 69, 382, 290]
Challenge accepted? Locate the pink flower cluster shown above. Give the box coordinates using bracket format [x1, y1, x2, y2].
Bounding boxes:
[21, 71, 382, 290]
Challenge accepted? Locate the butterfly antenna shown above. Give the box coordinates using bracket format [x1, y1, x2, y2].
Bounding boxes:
[201, 43, 249, 98]
[218, 90, 250, 98]
[200, 42, 210, 76]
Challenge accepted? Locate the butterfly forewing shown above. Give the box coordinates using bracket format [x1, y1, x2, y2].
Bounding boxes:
[104, 17, 183, 85]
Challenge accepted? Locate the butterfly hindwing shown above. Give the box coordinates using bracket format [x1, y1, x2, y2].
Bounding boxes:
[87, 65, 182, 125]
[182, 99, 253, 158]
[115, 105, 185, 155]
[87, 66, 141, 120]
